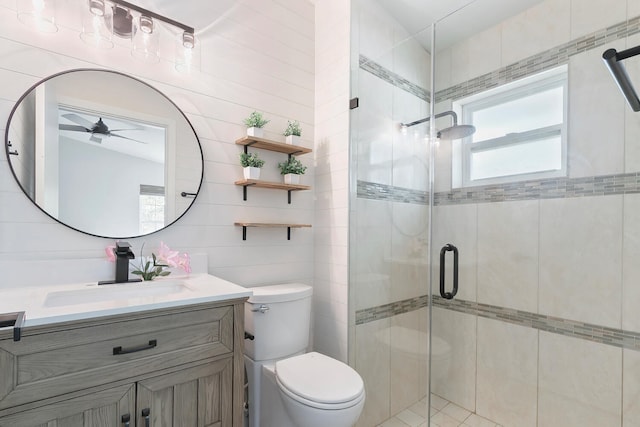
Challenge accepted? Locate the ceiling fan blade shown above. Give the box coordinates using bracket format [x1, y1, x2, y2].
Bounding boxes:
[89, 134, 103, 143]
[61, 113, 96, 129]
[108, 128, 146, 132]
[59, 124, 90, 132]
[110, 133, 148, 144]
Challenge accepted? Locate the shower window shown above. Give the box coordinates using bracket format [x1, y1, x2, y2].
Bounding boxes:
[453, 66, 568, 187]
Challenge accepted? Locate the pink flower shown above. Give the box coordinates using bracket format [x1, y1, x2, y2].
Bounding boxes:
[105, 245, 116, 262]
[177, 253, 191, 274]
[157, 241, 179, 267]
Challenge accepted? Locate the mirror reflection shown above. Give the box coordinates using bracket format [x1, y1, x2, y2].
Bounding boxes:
[5, 69, 203, 238]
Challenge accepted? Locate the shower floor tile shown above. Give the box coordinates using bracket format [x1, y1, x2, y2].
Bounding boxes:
[376, 394, 503, 427]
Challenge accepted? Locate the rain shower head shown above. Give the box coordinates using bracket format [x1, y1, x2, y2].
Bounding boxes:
[400, 110, 476, 140]
[437, 124, 476, 140]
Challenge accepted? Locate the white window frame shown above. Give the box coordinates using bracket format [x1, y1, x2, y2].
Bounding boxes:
[452, 66, 568, 188]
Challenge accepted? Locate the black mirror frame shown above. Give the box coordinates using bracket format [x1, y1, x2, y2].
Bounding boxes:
[4, 68, 204, 240]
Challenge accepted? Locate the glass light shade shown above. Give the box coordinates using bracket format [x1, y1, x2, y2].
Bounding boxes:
[175, 31, 198, 73]
[16, 0, 58, 33]
[80, 0, 113, 48]
[131, 16, 159, 63]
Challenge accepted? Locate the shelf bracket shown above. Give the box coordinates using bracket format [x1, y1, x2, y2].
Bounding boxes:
[287, 227, 291, 240]
[242, 226, 247, 240]
[241, 182, 257, 201]
[288, 190, 292, 204]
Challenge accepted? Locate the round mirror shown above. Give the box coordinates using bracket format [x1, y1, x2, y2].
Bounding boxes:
[5, 69, 203, 239]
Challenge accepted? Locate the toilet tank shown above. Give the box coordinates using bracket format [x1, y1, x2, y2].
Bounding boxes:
[244, 283, 313, 361]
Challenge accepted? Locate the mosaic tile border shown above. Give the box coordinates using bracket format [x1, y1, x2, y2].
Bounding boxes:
[355, 294, 640, 351]
[355, 295, 428, 325]
[357, 180, 428, 204]
[434, 15, 640, 103]
[358, 172, 640, 206]
[434, 172, 640, 206]
[359, 16, 640, 106]
[359, 55, 430, 102]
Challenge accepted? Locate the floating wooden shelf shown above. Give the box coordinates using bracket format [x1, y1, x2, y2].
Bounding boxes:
[234, 222, 312, 241]
[235, 136, 312, 156]
[235, 179, 311, 204]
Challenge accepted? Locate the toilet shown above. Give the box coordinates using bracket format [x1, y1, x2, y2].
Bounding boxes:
[244, 284, 365, 427]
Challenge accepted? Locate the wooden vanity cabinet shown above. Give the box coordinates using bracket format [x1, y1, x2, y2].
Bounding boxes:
[0, 383, 136, 427]
[0, 298, 247, 427]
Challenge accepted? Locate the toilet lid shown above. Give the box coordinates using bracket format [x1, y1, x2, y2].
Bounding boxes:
[275, 352, 364, 405]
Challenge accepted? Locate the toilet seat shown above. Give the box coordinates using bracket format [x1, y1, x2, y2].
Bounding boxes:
[275, 352, 365, 410]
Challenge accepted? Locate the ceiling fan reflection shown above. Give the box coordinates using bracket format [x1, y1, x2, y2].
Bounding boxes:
[59, 113, 148, 144]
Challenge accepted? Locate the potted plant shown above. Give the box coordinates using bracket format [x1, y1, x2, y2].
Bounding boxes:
[278, 156, 307, 185]
[240, 152, 265, 180]
[283, 120, 302, 145]
[243, 111, 270, 138]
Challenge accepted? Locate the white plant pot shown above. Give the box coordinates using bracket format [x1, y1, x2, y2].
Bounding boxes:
[247, 127, 263, 138]
[283, 174, 300, 185]
[244, 166, 261, 180]
[285, 135, 300, 145]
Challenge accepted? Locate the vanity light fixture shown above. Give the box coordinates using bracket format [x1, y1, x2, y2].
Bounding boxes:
[17, 0, 197, 70]
[80, 0, 114, 48]
[131, 13, 160, 63]
[16, 0, 58, 33]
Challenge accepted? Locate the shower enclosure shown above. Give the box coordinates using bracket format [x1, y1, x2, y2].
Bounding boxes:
[349, 1, 640, 426]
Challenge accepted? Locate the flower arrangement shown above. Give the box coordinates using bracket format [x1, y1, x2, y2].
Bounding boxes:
[283, 120, 302, 137]
[278, 156, 307, 175]
[240, 152, 265, 168]
[106, 242, 191, 281]
[243, 111, 270, 128]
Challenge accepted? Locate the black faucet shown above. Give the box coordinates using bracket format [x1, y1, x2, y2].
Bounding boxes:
[99, 241, 142, 285]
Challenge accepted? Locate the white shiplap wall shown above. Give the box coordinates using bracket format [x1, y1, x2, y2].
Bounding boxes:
[0, 0, 315, 292]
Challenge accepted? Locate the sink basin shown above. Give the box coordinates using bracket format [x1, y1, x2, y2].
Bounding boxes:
[44, 281, 193, 307]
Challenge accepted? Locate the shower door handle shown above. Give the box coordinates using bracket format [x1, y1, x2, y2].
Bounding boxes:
[439, 244, 459, 300]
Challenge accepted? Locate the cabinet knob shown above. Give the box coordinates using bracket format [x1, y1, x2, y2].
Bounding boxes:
[142, 408, 151, 427]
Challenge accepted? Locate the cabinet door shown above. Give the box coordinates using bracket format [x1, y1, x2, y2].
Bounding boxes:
[0, 383, 135, 427]
[136, 358, 233, 427]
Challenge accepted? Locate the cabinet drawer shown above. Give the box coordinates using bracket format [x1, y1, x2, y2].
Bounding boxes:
[0, 305, 233, 410]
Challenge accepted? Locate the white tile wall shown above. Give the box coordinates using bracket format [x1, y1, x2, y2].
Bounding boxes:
[314, 0, 350, 362]
[538, 332, 622, 427]
[539, 196, 623, 328]
[431, 307, 477, 413]
[500, 0, 570, 66]
[355, 317, 392, 427]
[624, 349, 640, 427]
[476, 318, 538, 427]
[568, 40, 626, 178]
[477, 200, 539, 313]
[622, 194, 640, 332]
[570, 0, 627, 40]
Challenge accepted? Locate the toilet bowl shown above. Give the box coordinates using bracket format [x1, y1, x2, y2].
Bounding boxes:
[244, 284, 365, 427]
[275, 352, 365, 427]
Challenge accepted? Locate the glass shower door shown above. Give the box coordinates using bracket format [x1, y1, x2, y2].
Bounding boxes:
[428, 1, 634, 426]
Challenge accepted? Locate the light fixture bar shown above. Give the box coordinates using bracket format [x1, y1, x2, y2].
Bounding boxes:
[111, 0, 194, 34]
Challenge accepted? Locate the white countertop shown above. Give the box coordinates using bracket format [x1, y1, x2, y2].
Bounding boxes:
[0, 274, 252, 328]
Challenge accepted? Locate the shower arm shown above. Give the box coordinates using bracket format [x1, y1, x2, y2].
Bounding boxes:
[603, 45, 640, 112]
[401, 110, 459, 128]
